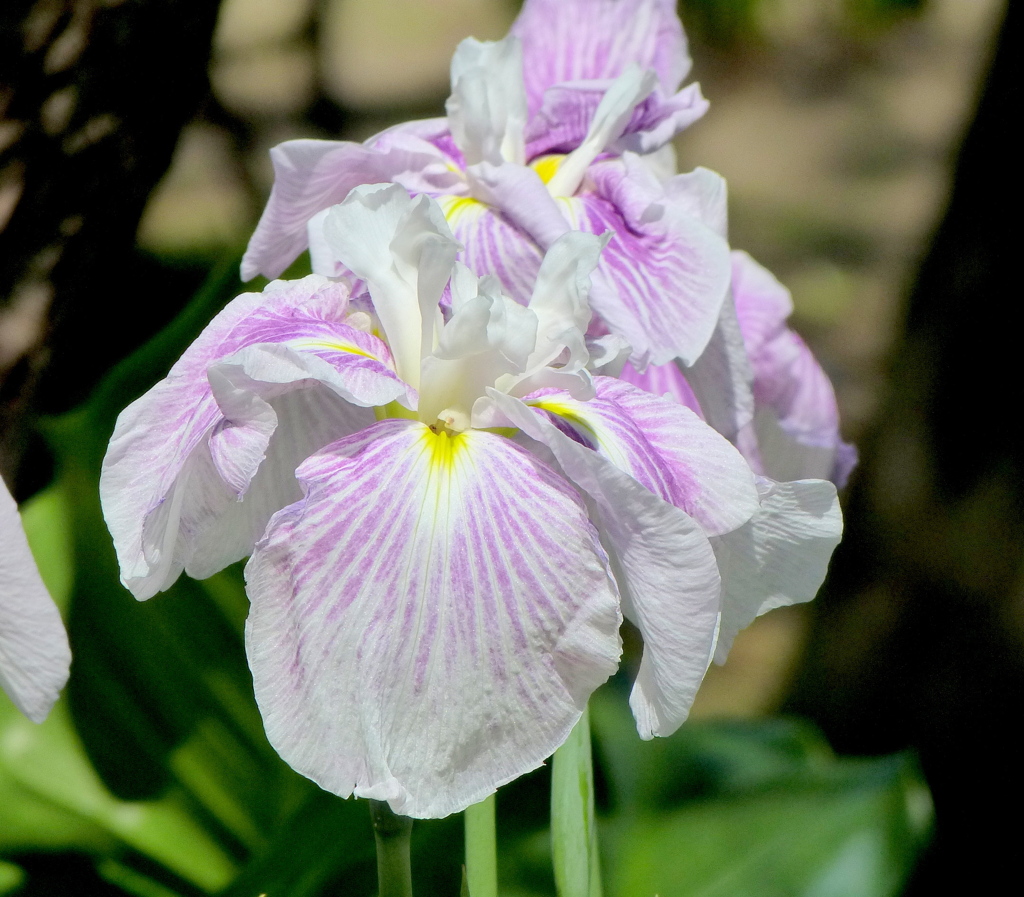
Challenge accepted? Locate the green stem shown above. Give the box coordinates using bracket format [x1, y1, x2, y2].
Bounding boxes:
[369, 800, 414, 897]
[464, 793, 498, 897]
[551, 704, 602, 897]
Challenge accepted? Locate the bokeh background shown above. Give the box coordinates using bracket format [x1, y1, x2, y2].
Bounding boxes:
[0, 0, 1013, 894]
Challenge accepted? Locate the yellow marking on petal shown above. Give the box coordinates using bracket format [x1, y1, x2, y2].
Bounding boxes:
[378, 400, 418, 421]
[287, 337, 376, 360]
[438, 194, 487, 228]
[421, 425, 467, 473]
[531, 154, 566, 185]
[527, 398, 599, 442]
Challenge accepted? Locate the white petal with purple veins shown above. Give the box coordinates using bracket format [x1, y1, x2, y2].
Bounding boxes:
[245, 420, 622, 818]
[487, 391, 721, 739]
[1, 477, 71, 723]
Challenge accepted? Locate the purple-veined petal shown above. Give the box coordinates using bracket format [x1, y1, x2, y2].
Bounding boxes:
[466, 160, 571, 252]
[241, 133, 459, 281]
[0, 477, 71, 723]
[486, 390, 721, 739]
[525, 377, 758, 536]
[620, 358, 704, 416]
[510, 0, 690, 116]
[447, 37, 528, 166]
[526, 81, 707, 160]
[732, 251, 857, 486]
[569, 156, 731, 367]
[712, 477, 842, 664]
[101, 277, 408, 599]
[244, 419, 622, 818]
[437, 194, 546, 306]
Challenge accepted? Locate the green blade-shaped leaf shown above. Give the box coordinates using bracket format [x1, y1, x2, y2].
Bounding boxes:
[552, 705, 602, 897]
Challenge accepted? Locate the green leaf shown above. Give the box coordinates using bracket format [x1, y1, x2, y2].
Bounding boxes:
[551, 705, 602, 897]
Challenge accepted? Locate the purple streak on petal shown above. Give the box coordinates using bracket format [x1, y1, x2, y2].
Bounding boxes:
[527, 378, 758, 536]
[732, 251, 857, 486]
[100, 276, 407, 600]
[525, 82, 708, 160]
[572, 156, 731, 366]
[446, 201, 545, 307]
[245, 420, 621, 818]
[619, 358, 704, 417]
[0, 477, 71, 723]
[241, 131, 460, 281]
[511, 0, 690, 117]
[490, 390, 721, 739]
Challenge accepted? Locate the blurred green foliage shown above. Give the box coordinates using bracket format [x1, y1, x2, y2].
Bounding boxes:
[1, 261, 931, 895]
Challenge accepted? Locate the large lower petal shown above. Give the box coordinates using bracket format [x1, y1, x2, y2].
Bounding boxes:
[487, 391, 721, 739]
[571, 157, 732, 367]
[0, 478, 71, 722]
[245, 420, 622, 818]
[510, 0, 690, 116]
[711, 478, 842, 664]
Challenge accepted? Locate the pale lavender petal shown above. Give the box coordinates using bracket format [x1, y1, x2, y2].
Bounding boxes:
[712, 477, 842, 664]
[732, 251, 857, 486]
[466, 161, 571, 250]
[488, 390, 721, 739]
[620, 358, 703, 416]
[245, 420, 621, 818]
[0, 477, 71, 722]
[511, 0, 690, 116]
[241, 134, 458, 281]
[570, 156, 732, 366]
[664, 166, 729, 238]
[526, 377, 759, 536]
[101, 277, 405, 599]
[526, 82, 707, 160]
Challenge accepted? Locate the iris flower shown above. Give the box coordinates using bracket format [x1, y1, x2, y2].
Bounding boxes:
[241, 0, 731, 371]
[1, 475, 71, 722]
[101, 185, 841, 818]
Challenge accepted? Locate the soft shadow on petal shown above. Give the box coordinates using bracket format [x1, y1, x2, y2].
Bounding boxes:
[0, 478, 71, 723]
[711, 477, 842, 664]
[245, 420, 621, 819]
[489, 391, 720, 740]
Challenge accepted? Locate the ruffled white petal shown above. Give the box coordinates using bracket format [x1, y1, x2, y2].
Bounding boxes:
[447, 36, 528, 166]
[711, 478, 842, 663]
[0, 477, 71, 722]
[245, 420, 622, 818]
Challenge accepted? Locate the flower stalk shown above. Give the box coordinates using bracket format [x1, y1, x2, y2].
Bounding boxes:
[552, 705, 602, 897]
[464, 794, 498, 897]
[369, 800, 414, 897]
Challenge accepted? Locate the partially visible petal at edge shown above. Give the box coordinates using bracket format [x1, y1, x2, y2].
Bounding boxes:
[245, 420, 622, 818]
[0, 478, 71, 722]
[511, 0, 689, 115]
[711, 477, 842, 664]
[488, 390, 720, 739]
